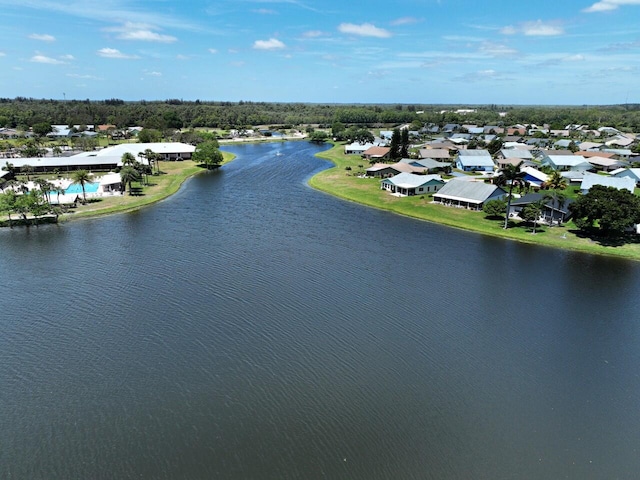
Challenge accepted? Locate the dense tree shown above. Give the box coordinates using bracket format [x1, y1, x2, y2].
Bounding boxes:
[483, 198, 507, 219]
[138, 128, 162, 143]
[520, 200, 545, 234]
[192, 141, 224, 170]
[309, 131, 329, 143]
[32, 122, 53, 137]
[487, 138, 503, 156]
[494, 161, 527, 229]
[400, 128, 410, 158]
[71, 169, 92, 203]
[0, 189, 17, 227]
[389, 128, 401, 160]
[570, 185, 640, 235]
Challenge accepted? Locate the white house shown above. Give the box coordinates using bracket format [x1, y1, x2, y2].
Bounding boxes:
[580, 172, 635, 194]
[380, 173, 444, 196]
[455, 150, 495, 172]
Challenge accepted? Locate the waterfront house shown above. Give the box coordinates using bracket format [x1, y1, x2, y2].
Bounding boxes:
[433, 179, 506, 210]
[366, 162, 428, 178]
[344, 142, 374, 155]
[362, 146, 391, 162]
[508, 193, 573, 225]
[380, 173, 444, 196]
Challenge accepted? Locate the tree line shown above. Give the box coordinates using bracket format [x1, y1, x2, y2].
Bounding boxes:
[1, 98, 640, 132]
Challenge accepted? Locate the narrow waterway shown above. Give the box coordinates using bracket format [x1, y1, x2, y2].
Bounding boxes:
[1, 141, 640, 479]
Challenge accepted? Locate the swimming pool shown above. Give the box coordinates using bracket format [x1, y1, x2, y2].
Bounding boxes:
[65, 182, 100, 194]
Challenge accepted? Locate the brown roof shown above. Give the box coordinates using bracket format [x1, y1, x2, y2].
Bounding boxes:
[418, 148, 451, 159]
[577, 151, 615, 159]
[363, 146, 390, 157]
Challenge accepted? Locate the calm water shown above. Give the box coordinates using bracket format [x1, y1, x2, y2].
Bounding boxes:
[2, 141, 640, 479]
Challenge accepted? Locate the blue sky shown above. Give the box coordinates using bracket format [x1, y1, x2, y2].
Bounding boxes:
[1, 0, 639, 104]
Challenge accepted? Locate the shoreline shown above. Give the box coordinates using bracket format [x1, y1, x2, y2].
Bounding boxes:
[1, 151, 237, 227]
[311, 143, 640, 261]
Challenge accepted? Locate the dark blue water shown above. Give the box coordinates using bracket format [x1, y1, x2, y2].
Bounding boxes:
[2, 141, 640, 479]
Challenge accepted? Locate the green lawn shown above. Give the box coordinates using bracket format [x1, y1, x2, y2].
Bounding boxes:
[311, 143, 640, 261]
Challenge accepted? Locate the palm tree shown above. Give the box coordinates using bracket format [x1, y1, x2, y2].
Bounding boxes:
[2, 161, 16, 178]
[121, 152, 137, 167]
[71, 169, 91, 204]
[119, 166, 140, 195]
[494, 161, 527, 229]
[545, 170, 568, 191]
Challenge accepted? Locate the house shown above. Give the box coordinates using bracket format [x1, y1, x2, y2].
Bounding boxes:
[418, 148, 451, 160]
[521, 167, 548, 188]
[611, 168, 640, 185]
[98, 172, 124, 194]
[582, 155, 625, 172]
[344, 142, 374, 155]
[366, 162, 427, 178]
[541, 155, 592, 172]
[380, 173, 444, 196]
[402, 158, 452, 173]
[362, 146, 391, 161]
[455, 150, 495, 172]
[508, 193, 573, 225]
[600, 149, 634, 161]
[580, 172, 635, 194]
[433, 179, 506, 210]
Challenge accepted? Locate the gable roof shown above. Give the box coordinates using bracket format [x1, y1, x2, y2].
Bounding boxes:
[580, 172, 635, 193]
[434, 179, 505, 204]
[382, 172, 443, 188]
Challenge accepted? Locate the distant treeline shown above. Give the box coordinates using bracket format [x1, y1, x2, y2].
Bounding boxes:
[1, 97, 640, 132]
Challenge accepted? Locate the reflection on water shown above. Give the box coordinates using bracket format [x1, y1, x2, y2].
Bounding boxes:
[2, 141, 640, 479]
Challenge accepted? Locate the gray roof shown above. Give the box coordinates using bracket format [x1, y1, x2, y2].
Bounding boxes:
[580, 172, 635, 193]
[458, 149, 491, 156]
[408, 158, 452, 169]
[500, 149, 533, 159]
[434, 179, 505, 204]
[381, 173, 443, 188]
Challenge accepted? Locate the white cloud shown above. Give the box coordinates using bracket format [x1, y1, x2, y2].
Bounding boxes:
[145, 70, 162, 76]
[565, 54, 585, 61]
[501, 20, 564, 36]
[338, 23, 392, 38]
[253, 38, 286, 50]
[302, 30, 325, 38]
[252, 8, 277, 14]
[119, 30, 177, 42]
[479, 42, 518, 57]
[66, 73, 100, 80]
[583, 0, 640, 12]
[60, 54, 75, 61]
[0, 51, 5, 57]
[28, 33, 55, 42]
[105, 22, 177, 43]
[208, 48, 218, 54]
[30, 54, 65, 64]
[97, 48, 139, 59]
[390, 17, 420, 26]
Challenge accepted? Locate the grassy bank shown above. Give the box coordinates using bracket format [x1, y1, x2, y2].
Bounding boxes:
[311, 143, 640, 261]
[41, 151, 236, 223]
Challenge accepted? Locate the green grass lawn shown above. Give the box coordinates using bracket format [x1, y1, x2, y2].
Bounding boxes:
[311, 143, 640, 261]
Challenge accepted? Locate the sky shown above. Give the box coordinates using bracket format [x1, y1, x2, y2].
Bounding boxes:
[0, 0, 640, 104]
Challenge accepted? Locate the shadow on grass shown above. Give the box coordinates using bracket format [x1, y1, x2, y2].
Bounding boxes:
[569, 228, 640, 247]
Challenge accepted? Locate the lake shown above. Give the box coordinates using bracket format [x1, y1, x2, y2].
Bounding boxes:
[1, 141, 640, 479]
